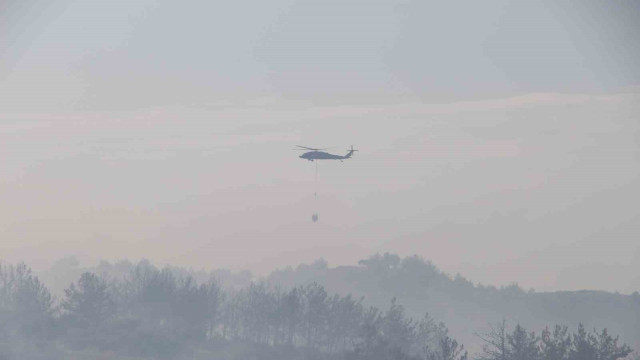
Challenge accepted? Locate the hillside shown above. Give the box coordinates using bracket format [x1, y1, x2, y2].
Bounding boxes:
[32, 253, 639, 357]
[266, 254, 640, 353]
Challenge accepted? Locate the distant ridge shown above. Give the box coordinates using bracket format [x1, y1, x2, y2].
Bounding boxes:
[266, 253, 640, 353]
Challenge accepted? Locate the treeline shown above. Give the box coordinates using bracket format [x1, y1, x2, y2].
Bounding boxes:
[0, 261, 465, 360]
[269, 254, 535, 304]
[477, 321, 634, 360]
[0, 260, 634, 360]
[268, 253, 640, 355]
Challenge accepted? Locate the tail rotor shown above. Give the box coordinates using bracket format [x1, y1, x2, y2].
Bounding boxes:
[345, 145, 359, 158]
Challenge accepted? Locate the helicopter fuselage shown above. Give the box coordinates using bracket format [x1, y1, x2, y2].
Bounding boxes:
[299, 151, 351, 161]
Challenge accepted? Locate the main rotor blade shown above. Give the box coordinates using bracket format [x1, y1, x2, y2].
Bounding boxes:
[296, 145, 328, 151]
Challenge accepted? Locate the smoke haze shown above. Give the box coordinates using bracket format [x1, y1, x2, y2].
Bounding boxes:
[1, 0, 639, 294]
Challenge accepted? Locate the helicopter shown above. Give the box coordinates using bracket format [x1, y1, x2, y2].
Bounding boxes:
[295, 145, 358, 161]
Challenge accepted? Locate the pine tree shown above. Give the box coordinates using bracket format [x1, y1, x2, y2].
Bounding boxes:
[508, 324, 541, 360]
[62, 272, 114, 329]
[477, 320, 510, 360]
[540, 326, 571, 360]
[1, 263, 54, 339]
[594, 327, 632, 360]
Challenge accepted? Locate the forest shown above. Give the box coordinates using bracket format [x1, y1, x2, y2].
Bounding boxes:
[268, 254, 640, 354]
[0, 258, 636, 360]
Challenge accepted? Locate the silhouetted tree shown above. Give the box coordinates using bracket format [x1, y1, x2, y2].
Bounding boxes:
[592, 327, 632, 360]
[381, 298, 416, 354]
[171, 276, 221, 341]
[429, 335, 467, 360]
[1, 259, 635, 360]
[303, 282, 329, 348]
[281, 287, 303, 345]
[508, 324, 541, 360]
[326, 294, 363, 351]
[353, 306, 383, 357]
[478, 322, 633, 360]
[569, 324, 597, 360]
[0, 263, 54, 340]
[477, 320, 510, 360]
[540, 326, 571, 360]
[414, 313, 443, 359]
[62, 272, 114, 328]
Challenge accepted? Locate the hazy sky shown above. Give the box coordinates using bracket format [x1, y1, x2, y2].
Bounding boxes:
[1, 0, 639, 293]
